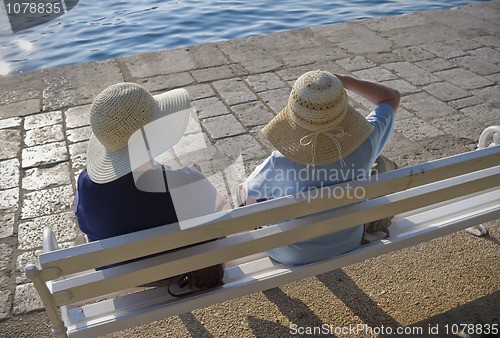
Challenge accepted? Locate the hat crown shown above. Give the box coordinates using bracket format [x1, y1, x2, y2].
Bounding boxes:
[289, 71, 347, 131]
[90, 83, 155, 151]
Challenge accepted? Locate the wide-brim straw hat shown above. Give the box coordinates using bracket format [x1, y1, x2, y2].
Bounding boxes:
[262, 70, 374, 166]
[86, 82, 191, 184]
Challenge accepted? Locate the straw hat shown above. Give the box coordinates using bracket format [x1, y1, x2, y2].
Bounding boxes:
[262, 70, 374, 166]
[86, 82, 191, 183]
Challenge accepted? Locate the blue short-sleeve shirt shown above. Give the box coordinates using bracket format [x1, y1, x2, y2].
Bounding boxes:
[245, 103, 395, 264]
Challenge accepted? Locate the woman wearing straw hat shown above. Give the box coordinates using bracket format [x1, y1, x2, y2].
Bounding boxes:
[239, 70, 400, 265]
[75, 82, 230, 243]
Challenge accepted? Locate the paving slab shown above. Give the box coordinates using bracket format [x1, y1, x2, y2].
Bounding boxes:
[13, 284, 44, 315]
[470, 85, 500, 108]
[66, 126, 92, 144]
[42, 60, 124, 111]
[468, 46, 500, 64]
[417, 134, 471, 159]
[202, 114, 247, 140]
[135, 72, 196, 93]
[245, 73, 287, 93]
[447, 37, 484, 51]
[21, 142, 68, 169]
[313, 22, 394, 54]
[123, 45, 230, 79]
[24, 124, 65, 147]
[453, 55, 500, 75]
[17, 212, 77, 250]
[472, 35, 500, 48]
[0, 129, 21, 161]
[213, 78, 258, 105]
[231, 101, 275, 128]
[383, 62, 441, 86]
[273, 44, 348, 67]
[68, 141, 88, 169]
[336, 56, 376, 72]
[422, 6, 500, 34]
[401, 92, 459, 121]
[394, 117, 445, 142]
[190, 65, 236, 83]
[0, 71, 42, 104]
[192, 97, 231, 119]
[461, 103, 500, 123]
[20, 185, 74, 220]
[22, 162, 72, 191]
[414, 58, 457, 73]
[393, 46, 436, 63]
[15, 250, 42, 284]
[384, 22, 463, 47]
[0, 100, 40, 119]
[0, 188, 19, 214]
[215, 134, 268, 164]
[380, 79, 420, 96]
[0, 117, 21, 130]
[431, 114, 487, 141]
[449, 95, 484, 110]
[0, 290, 11, 320]
[352, 67, 398, 82]
[258, 88, 290, 115]
[0, 213, 15, 239]
[422, 82, 471, 102]
[0, 159, 20, 190]
[24, 110, 63, 130]
[186, 84, 216, 101]
[359, 11, 428, 32]
[64, 105, 90, 129]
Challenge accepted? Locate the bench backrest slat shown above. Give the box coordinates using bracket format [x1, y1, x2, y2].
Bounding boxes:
[48, 165, 500, 306]
[39, 147, 500, 276]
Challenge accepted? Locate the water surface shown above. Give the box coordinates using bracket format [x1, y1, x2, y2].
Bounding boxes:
[0, 0, 490, 74]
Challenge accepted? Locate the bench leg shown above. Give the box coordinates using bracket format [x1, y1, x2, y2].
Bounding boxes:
[465, 126, 500, 237]
[25, 264, 68, 338]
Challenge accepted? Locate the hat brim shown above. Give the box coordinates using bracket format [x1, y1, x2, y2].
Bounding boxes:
[262, 104, 375, 166]
[86, 88, 192, 184]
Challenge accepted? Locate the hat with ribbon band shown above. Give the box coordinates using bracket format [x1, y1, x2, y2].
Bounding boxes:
[262, 70, 374, 166]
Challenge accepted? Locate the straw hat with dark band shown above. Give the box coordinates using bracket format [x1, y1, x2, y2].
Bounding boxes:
[86, 82, 191, 184]
[262, 70, 374, 166]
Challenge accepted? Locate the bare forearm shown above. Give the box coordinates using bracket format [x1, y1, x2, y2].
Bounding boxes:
[335, 74, 401, 111]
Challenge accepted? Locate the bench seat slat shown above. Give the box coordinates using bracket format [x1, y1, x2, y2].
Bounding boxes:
[49, 166, 500, 306]
[39, 147, 500, 276]
[63, 187, 500, 338]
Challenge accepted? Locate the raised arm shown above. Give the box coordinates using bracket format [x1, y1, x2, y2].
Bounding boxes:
[335, 74, 401, 112]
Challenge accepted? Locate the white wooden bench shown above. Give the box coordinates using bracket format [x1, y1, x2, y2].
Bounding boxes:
[26, 142, 500, 338]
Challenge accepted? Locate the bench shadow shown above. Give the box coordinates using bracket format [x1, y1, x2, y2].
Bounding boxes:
[178, 272, 498, 338]
[178, 312, 214, 338]
[316, 269, 402, 330]
[249, 271, 499, 338]
[482, 233, 500, 246]
[248, 287, 337, 337]
[395, 290, 500, 338]
[247, 269, 403, 337]
[247, 316, 302, 338]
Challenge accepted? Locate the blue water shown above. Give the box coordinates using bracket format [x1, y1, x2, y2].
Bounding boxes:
[0, 0, 490, 75]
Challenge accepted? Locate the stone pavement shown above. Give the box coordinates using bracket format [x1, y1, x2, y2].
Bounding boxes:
[0, 0, 499, 336]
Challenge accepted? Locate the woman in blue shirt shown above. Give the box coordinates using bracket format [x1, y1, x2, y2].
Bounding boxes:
[240, 70, 400, 264]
